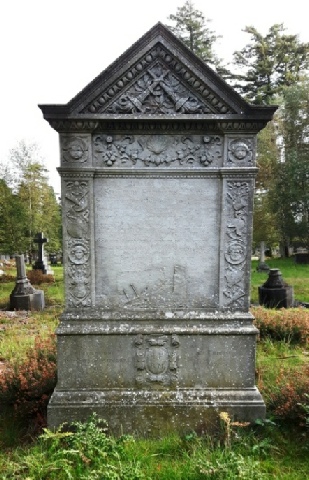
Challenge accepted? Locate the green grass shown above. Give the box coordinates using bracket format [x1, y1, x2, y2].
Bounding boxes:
[251, 257, 309, 304]
[0, 413, 308, 479]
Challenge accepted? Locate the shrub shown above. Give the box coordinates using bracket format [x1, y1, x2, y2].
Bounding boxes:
[0, 335, 57, 428]
[260, 364, 309, 426]
[27, 269, 55, 285]
[252, 306, 309, 344]
[0, 274, 15, 283]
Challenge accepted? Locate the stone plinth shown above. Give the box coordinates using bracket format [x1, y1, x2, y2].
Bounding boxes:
[39, 23, 276, 434]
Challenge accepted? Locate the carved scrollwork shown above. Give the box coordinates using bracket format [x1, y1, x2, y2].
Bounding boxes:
[64, 180, 91, 307]
[223, 181, 250, 309]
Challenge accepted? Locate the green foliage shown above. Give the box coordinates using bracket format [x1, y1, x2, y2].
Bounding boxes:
[1, 415, 146, 479]
[253, 120, 280, 247]
[166, 0, 227, 74]
[251, 257, 309, 304]
[0, 139, 62, 256]
[232, 24, 309, 104]
[269, 79, 309, 249]
[0, 179, 27, 254]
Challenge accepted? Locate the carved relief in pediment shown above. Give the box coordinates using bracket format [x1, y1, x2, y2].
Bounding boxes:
[81, 46, 235, 115]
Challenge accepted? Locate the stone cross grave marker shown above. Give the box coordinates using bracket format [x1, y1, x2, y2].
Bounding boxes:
[33, 232, 48, 274]
[39, 23, 277, 435]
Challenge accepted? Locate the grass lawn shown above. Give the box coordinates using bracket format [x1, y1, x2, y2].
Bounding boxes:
[251, 257, 309, 304]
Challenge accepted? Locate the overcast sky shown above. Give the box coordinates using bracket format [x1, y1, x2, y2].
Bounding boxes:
[1, 0, 308, 193]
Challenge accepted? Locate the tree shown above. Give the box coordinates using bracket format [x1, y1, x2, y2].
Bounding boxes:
[232, 24, 309, 104]
[166, 0, 226, 73]
[2, 140, 62, 258]
[270, 80, 309, 252]
[0, 179, 28, 254]
[253, 120, 280, 251]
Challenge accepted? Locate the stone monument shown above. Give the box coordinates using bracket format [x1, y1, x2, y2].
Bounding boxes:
[33, 232, 54, 275]
[10, 254, 45, 311]
[259, 268, 294, 308]
[39, 23, 277, 434]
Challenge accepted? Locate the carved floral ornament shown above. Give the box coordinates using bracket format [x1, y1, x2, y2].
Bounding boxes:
[93, 134, 223, 168]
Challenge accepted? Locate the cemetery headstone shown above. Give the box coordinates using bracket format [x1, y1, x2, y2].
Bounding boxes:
[39, 23, 277, 435]
[258, 268, 294, 308]
[33, 232, 54, 275]
[10, 254, 45, 310]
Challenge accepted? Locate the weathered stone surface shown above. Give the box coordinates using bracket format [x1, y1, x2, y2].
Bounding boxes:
[10, 255, 44, 311]
[39, 23, 276, 434]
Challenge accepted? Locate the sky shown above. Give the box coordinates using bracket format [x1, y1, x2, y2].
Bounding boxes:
[1, 0, 308, 194]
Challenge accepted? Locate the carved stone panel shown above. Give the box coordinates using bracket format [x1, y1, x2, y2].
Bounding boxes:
[94, 177, 220, 309]
[63, 180, 92, 307]
[134, 334, 180, 387]
[222, 181, 253, 310]
[93, 134, 223, 169]
[225, 137, 255, 167]
[60, 134, 91, 166]
[82, 45, 235, 115]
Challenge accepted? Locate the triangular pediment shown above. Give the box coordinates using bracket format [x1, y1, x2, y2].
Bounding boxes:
[68, 23, 247, 116]
[76, 44, 237, 115]
[39, 23, 277, 125]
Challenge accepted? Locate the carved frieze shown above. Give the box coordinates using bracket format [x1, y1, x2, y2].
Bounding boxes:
[61, 135, 90, 165]
[93, 134, 223, 168]
[83, 46, 234, 115]
[223, 181, 250, 310]
[64, 180, 91, 307]
[134, 334, 180, 387]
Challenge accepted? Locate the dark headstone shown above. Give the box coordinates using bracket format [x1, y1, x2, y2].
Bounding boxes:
[295, 252, 309, 264]
[33, 232, 48, 273]
[258, 268, 294, 308]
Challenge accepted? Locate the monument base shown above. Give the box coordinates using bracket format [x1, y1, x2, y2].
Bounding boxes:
[48, 388, 265, 436]
[48, 310, 265, 435]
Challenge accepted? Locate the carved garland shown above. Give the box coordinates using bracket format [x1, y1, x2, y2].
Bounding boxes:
[93, 134, 223, 168]
[64, 180, 91, 307]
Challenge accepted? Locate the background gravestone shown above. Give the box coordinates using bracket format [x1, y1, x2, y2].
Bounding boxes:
[10, 254, 45, 311]
[39, 23, 276, 435]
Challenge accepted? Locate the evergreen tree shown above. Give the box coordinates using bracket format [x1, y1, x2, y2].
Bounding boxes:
[166, 0, 226, 73]
[232, 24, 309, 105]
[253, 120, 280, 251]
[270, 79, 309, 251]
